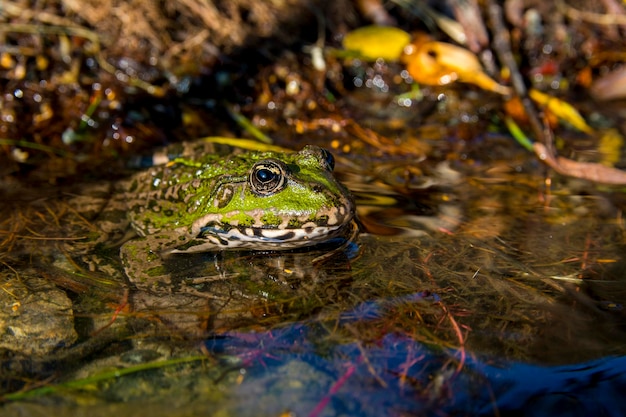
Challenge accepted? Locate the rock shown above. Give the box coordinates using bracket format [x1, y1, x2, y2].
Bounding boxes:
[0, 272, 77, 356]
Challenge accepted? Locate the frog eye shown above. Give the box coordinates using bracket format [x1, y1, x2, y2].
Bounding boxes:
[320, 148, 335, 171]
[249, 159, 288, 196]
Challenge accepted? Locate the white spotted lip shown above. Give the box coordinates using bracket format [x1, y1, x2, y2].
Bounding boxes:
[198, 220, 357, 251]
[179, 201, 356, 253]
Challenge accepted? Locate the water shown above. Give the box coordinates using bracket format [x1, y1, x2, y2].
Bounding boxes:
[2, 87, 626, 416]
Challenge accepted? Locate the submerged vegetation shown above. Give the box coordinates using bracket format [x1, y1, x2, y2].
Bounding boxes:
[2, 0, 626, 415]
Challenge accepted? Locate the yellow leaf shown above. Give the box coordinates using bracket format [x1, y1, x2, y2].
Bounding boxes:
[529, 89, 593, 133]
[342, 25, 411, 61]
[598, 128, 624, 166]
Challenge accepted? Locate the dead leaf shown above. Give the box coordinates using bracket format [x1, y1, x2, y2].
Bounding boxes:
[534, 142, 626, 184]
[590, 66, 626, 101]
[401, 33, 511, 95]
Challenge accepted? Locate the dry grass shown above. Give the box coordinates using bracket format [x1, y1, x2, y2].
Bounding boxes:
[1, 0, 339, 73]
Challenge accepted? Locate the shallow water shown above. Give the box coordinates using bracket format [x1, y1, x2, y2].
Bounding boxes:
[2, 70, 626, 415]
[3, 137, 626, 416]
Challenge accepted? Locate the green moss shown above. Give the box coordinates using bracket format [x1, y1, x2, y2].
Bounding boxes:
[261, 212, 282, 226]
[146, 265, 168, 277]
[288, 218, 303, 228]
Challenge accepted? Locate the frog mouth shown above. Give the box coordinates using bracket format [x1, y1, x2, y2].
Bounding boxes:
[199, 222, 353, 250]
[170, 220, 356, 253]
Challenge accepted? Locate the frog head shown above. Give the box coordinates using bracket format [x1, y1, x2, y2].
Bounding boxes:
[176, 145, 356, 252]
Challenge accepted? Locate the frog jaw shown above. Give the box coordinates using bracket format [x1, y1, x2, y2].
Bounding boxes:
[172, 222, 353, 252]
[174, 202, 355, 252]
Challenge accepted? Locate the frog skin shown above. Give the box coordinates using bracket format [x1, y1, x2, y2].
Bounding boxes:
[96, 143, 356, 295]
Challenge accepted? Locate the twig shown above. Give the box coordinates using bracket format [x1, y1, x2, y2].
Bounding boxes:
[486, 0, 546, 144]
[448, 0, 489, 52]
[533, 142, 626, 184]
[558, 0, 626, 25]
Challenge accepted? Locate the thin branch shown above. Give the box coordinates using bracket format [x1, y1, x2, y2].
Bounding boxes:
[486, 0, 546, 144]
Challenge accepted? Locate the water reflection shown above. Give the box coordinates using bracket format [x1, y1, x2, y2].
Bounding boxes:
[207, 323, 626, 417]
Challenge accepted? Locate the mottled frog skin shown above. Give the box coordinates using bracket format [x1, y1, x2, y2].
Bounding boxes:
[95, 143, 356, 294]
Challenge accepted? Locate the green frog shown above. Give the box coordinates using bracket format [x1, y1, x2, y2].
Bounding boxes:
[90, 142, 356, 295]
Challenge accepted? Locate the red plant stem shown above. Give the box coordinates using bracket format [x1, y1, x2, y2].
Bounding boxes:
[441, 304, 467, 375]
[308, 364, 356, 417]
[91, 288, 129, 337]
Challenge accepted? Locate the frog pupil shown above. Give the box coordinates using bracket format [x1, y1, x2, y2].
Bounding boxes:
[257, 168, 275, 183]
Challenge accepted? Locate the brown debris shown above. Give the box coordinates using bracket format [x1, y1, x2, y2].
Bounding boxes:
[534, 142, 626, 185]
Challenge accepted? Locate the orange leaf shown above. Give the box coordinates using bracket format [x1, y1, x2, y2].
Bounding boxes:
[402, 34, 510, 95]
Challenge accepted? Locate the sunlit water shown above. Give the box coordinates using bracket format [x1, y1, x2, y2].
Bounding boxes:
[2, 84, 626, 416]
[3, 145, 626, 416]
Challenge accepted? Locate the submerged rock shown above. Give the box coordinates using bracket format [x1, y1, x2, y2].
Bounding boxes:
[0, 272, 77, 356]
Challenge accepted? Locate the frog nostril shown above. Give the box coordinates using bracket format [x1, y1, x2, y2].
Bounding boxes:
[320, 148, 335, 171]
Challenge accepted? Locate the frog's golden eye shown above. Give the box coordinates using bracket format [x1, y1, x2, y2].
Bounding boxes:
[249, 159, 288, 196]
